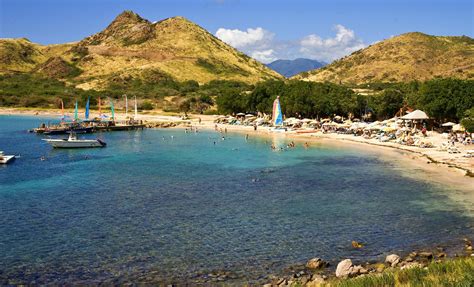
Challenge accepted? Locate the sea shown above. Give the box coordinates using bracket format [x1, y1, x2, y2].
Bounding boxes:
[1, 115, 473, 284]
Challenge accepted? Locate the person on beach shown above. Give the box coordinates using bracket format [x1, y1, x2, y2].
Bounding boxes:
[214, 124, 218, 131]
[198, 117, 202, 124]
[225, 128, 227, 133]
[253, 123, 257, 131]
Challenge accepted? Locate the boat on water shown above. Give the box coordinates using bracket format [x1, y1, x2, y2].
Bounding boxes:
[0, 151, 15, 164]
[270, 96, 290, 133]
[43, 133, 106, 148]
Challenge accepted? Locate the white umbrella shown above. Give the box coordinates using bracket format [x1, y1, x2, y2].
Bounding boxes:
[401, 110, 429, 120]
[442, 122, 456, 127]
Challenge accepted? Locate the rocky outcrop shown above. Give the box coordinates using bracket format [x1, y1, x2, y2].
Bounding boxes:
[385, 254, 401, 267]
[335, 259, 367, 278]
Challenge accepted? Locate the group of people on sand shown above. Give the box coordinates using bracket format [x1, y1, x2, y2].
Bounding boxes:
[449, 131, 472, 145]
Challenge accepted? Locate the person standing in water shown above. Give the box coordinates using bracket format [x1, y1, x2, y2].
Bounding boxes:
[245, 134, 249, 141]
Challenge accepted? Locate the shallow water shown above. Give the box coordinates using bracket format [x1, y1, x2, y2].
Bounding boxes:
[1, 115, 473, 284]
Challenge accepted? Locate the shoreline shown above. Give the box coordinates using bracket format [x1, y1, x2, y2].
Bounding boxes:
[1, 107, 473, 185]
[1, 107, 473, 285]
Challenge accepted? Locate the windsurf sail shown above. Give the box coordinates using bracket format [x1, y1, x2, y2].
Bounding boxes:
[272, 96, 283, 126]
[85, 97, 90, 120]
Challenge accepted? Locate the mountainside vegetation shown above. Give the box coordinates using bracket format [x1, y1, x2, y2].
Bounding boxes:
[215, 78, 474, 123]
[0, 11, 281, 90]
[294, 32, 474, 85]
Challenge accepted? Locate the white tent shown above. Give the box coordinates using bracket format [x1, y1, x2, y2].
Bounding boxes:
[401, 110, 429, 120]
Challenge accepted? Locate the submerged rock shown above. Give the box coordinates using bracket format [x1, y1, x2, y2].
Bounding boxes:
[385, 254, 401, 267]
[419, 251, 433, 259]
[306, 257, 327, 269]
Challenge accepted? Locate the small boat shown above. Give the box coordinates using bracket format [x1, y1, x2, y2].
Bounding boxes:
[0, 151, 15, 164]
[43, 133, 106, 148]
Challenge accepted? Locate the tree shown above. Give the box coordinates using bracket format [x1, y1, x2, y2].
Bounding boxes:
[461, 108, 474, 133]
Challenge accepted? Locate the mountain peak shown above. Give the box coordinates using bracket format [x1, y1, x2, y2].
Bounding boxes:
[112, 10, 148, 25]
[80, 10, 153, 46]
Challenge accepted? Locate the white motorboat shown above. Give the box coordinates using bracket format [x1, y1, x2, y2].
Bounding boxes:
[0, 151, 15, 164]
[43, 133, 106, 148]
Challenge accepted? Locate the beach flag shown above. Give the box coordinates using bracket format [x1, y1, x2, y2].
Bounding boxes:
[74, 101, 78, 122]
[272, 96, 283, 126]
[60, 99, 65, 122]
[110, 98, 115, 120]
[85, 97, 90, 120]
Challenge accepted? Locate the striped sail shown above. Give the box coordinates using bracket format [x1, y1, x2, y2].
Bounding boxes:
[272, 96, 283, 126]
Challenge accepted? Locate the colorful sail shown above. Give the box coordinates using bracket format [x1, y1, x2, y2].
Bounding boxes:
[134, 96, 138, 119]
[110, 98, 115, 120]
[85, 97, 90, 120]
[272, 96, 283, 126]
[74, 101, 78, 122]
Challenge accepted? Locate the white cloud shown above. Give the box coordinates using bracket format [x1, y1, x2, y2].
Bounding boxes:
[215, 24, 367, 64]
[215, 27, 273, 49]
[250, 49, 277, 63]
[300, 25, 366, 62]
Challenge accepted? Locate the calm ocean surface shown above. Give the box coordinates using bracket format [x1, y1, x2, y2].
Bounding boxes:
[1, 115, 473, 284]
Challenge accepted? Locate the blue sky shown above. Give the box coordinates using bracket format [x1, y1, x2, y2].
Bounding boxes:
[1, 0, 472, 62]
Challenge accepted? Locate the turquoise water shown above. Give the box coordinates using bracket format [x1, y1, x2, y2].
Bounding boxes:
[1, 115, 473, 284]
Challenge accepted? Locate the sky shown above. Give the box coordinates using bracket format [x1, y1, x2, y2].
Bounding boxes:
[1, 0, 473, 63]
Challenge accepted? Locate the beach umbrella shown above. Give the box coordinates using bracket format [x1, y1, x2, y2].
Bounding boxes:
[401, 110, 429, 120]
[236, 113, 245, 116]
[382, 126, 397, 132]
[245, 114, 254, 118]
[442, 122, 456, 127]
[452, 124, 465, 132]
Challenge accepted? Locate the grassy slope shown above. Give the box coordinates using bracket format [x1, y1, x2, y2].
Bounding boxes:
[294, 32, 474, 85]
[0, 38, 73, 73]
